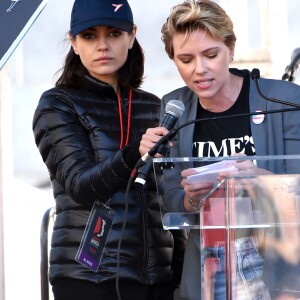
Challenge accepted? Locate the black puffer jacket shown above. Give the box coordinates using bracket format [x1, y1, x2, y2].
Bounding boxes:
[33, 75, 186, 285]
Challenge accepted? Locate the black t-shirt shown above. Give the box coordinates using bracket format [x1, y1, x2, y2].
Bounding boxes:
[193, 70, 256, 239]
[193, 70, 255, 158]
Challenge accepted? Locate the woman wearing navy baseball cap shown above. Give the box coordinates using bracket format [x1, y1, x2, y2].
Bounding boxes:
[33, 0, 186, 299]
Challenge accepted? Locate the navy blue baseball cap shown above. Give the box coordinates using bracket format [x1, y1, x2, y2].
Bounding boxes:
[70, 0, 134, 36]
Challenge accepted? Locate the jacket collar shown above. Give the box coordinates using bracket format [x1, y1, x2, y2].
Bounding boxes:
[81, 74, 117, 99]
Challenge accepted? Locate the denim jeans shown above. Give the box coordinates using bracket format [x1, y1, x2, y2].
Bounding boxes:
[203, 236, 271, 300]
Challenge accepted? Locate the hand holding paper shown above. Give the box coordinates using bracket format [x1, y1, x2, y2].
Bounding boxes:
[186, 160, 238, 185]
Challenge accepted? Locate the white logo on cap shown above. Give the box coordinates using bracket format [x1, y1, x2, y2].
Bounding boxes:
[112, 4, 123, 12]
[7, 0, 20, 12]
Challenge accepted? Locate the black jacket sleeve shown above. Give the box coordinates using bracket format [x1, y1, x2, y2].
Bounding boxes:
[33, 92, 137, 206]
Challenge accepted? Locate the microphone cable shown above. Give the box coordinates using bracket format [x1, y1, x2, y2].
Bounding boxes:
[115, 174, 135, 300]
[251, 68, 300, 108]
[139, 69, 300, 160]
[115, 101, 185, 299]
[134, 100, 185, 185]
[115, 68, 300, 299]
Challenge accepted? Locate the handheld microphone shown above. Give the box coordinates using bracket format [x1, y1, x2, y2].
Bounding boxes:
[134, 100, 185, 185]
[282, 48, 300, 82]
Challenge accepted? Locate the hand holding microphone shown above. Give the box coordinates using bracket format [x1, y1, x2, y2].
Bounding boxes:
[134, 100, 185, 185]
[134, 69, 300, 186]
[139, 127, 170, 157]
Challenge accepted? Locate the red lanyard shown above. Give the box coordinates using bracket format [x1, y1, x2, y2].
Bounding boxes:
[117, 88, 132, 149]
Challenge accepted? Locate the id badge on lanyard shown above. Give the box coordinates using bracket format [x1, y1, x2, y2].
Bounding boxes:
[75, 201, 116, 272]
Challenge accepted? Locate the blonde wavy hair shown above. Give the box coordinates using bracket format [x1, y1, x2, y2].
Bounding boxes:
[161, 0, 236, 59]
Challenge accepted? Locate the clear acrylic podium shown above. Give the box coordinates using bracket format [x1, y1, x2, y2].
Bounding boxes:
[153, 155, 300, 300]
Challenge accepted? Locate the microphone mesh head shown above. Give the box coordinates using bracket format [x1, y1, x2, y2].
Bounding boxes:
[166, 100, 185, 118]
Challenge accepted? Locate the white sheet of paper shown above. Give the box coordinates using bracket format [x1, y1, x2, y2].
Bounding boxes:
[186, 160, 237, 185]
